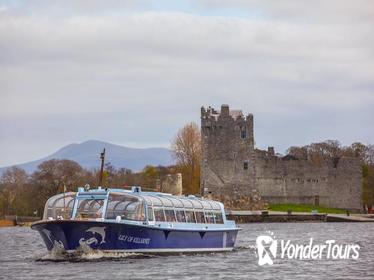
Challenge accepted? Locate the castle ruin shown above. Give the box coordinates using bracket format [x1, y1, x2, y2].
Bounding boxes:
[201, 105, 362, 210]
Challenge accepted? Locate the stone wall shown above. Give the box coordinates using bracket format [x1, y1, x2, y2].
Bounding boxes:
[255, 149, 362, 210]
[200, 104, 362, 210]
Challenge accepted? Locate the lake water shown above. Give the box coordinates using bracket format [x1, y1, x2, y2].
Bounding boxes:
[1, 223, 373, 279]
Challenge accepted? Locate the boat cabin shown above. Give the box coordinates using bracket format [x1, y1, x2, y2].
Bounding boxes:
[43, 187, 227, 225]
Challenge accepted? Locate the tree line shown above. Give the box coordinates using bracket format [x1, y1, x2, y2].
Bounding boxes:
[0, 160, 184, 218]
[1, 122, 373, 217]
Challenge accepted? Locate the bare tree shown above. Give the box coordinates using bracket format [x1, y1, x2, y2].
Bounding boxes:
[171, 122, 201, 194]
[0, 167, 28, 216]
[287, 146, 308, 159]
[366, 144, 374, 165]
[31, 159, 85, 214]
[307, 140, 342, 159]
[343, 142, 368, 162]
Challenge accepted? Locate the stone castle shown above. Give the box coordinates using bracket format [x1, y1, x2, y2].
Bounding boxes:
[200, 105, 362, 210]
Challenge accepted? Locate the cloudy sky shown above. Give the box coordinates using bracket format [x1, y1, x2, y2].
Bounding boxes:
[0, 0, 373, 167]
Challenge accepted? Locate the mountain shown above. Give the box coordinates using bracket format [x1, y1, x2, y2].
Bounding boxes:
[0, 140, 174, 174]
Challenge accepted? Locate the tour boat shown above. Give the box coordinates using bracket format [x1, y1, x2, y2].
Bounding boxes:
[31, 186, 240, 253]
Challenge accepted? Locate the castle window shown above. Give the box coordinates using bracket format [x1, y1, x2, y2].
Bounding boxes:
[243, 162, 248, 170]
[240, 127, 247, 139]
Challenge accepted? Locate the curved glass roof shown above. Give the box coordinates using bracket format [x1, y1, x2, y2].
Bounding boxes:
[78, 189, 223, 211]
[179, 198, 194, 209]
[46, 192, 76, 208]
[140, 193, 222, 211]
[143, 196, 163, 207]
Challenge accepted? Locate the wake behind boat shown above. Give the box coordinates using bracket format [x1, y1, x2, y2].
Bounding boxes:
[31, 186, 240, 253]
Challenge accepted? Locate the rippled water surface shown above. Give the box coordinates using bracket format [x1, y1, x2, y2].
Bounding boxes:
[1, 223, 373, 279]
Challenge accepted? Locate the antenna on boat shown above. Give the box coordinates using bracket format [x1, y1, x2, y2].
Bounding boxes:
[63, 183, 66, 219]
[99, 148, 106, 186]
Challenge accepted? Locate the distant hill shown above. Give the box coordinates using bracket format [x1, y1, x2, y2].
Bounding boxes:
[0, 140, 174, 174]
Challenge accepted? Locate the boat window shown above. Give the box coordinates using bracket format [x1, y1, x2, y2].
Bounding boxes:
[214, 212, 224, 224]
[205, 211, 215, 223]
[105, 193, 145, 221]
[164, 209, 176, 222]
[125, 200, 145, 221]
[154, 208, 165, 222]
[147, 206, 154, 221]
[44, 192, 76, 220]
[76, 198, 105, 219]
[195, 211, 205, 223]
[175, 210, 186, 223]
[185, 210, 196, 223]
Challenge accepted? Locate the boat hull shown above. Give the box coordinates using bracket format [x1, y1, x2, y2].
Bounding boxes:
[31, 220, 239, 253]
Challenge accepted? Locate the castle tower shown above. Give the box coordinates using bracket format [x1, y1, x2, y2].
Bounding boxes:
[201, 105, 260, 209]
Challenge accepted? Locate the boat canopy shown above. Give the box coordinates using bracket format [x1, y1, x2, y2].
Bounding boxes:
[42, 187, 225, 224]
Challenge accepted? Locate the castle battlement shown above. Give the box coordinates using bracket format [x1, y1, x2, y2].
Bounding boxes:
[201, 104, 254, 148]
[201, 105, 253, 123]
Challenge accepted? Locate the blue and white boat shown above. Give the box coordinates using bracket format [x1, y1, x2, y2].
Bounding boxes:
[31, 186, 240, 253]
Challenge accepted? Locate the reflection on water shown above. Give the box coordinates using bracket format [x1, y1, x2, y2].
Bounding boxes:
[0, 223, 373, 279]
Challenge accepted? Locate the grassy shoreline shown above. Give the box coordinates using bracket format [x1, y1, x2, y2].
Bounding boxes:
[268, 203, 347, 214]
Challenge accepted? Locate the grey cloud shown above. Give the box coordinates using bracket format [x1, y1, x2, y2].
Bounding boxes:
[198, 0, 374, 24]
[0, 3, 373, 166]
